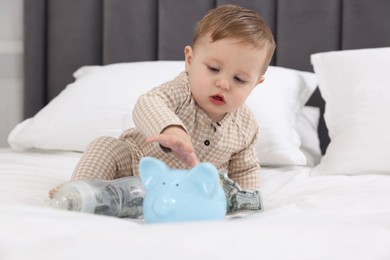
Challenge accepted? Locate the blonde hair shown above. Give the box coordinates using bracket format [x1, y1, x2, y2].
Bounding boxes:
[193, 4, 276, 74]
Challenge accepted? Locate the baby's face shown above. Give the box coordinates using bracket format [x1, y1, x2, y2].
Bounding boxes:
[185, 34, 267, 122]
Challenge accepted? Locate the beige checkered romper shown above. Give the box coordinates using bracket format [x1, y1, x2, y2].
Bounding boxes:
[53, 71, 260, 197]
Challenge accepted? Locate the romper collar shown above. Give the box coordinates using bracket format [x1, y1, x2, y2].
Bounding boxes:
[215, 111, 235, 127]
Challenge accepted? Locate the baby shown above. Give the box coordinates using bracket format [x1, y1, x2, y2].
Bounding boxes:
[49, 4, 276, 203]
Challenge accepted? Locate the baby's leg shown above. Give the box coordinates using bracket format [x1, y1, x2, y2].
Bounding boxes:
[71, 136, 134, 180]
[49, 136, 134, 198]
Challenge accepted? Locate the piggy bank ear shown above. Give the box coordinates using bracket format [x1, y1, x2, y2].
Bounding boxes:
[139, 157, 167, 188]
[187, 162, 220, 195]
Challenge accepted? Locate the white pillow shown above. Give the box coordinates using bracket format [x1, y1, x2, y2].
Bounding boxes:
[8, 61, 184, 152]
[246, 66, 317, 165]
[8, 61, 317, 166]
[310, 47, 390, 175]
[296, 106, 322, 166]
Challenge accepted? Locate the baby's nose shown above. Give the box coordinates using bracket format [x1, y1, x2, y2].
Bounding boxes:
[216, 78, 229, 90]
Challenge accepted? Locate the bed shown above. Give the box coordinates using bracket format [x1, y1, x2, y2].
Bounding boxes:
[1, 0, 390, 259]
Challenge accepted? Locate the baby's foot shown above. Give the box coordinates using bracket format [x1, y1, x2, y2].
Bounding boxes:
[48, 184, 63, 199]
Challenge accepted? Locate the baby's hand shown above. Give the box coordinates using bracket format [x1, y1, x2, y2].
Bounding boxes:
[146, 126, 200, 167]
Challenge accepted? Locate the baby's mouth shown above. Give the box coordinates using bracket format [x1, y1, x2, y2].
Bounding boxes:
[211, 95, 225, 102]
[210, 94, 226, 105]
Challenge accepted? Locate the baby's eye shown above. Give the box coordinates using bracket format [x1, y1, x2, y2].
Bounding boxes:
[234, 76, 246, 84]
[208, 66, 219, 72]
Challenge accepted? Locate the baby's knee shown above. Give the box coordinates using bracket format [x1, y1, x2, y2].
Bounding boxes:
[88, 136, 133, 158]
[91, 136, 117, 145]
[87, 136, 119, 150]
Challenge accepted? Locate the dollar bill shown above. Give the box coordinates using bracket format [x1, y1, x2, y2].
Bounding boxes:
[219, 173, 263, 214]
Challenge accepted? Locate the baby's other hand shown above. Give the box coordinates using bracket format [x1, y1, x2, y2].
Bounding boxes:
[146, 126, 200, 167]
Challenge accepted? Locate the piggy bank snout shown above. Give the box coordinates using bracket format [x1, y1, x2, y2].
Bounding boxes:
[152, 195, 176, 216]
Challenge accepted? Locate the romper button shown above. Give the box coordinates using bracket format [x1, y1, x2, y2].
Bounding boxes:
[204, 140, 210, 146]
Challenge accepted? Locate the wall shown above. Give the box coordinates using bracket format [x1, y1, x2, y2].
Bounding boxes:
[0, 0, 24, 147]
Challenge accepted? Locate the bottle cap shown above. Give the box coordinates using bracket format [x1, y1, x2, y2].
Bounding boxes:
[51, 181, 97, 213]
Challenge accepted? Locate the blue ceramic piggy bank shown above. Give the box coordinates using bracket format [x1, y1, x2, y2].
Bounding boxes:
[139, 157, 227, 223]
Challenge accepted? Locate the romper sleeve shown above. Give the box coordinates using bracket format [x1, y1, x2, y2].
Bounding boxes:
[132, 72, 190, 138]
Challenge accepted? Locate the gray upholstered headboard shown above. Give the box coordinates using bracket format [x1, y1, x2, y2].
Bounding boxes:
[24, 0, 390, 154]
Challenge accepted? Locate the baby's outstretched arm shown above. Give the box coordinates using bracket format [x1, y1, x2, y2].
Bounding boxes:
[146, 125, 199, 167]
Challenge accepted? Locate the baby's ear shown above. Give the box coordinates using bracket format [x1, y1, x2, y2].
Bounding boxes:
[256, 75, 265, 85]
[139, 157, 167, 188]
[186, 162, 220, 196]
[184, 46, 193, 70]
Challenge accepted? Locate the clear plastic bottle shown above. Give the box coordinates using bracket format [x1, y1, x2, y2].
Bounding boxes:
[50, 177, 144, 218]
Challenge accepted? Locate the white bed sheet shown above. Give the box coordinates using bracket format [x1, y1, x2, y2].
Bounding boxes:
[1, 148, 390, 260]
